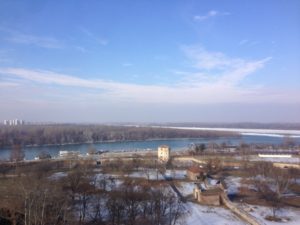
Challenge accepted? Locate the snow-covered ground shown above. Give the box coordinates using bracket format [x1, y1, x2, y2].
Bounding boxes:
[224, 176, 242, 195]
[125, 169, 186, 180]
[166, 169, 187, 179]
[251, 156, 300, 163]
[176, 182, 195, 197]
[95, 173, 123, 190]
[48, 171, 67, 180]
[151, 126, 300, 136]
[185, 200, 300, 225]
[185, 202, 246, 225]
[127, 170, 165, 180]
[239, 204, 300, 225]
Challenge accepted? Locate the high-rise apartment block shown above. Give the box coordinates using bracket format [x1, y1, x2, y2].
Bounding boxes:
[3, 119, 25, 126]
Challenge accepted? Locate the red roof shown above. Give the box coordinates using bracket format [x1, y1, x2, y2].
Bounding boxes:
[187, 166, 203, 174]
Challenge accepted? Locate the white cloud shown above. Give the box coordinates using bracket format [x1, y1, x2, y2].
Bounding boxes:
[2, 45, 294, 106]
[239, 39, 259, 47]
[80, 27, 108, 46]
[0, 68, 108, 89]
[0, 49, 13, 62]
[6, 32, 63, 49]
[182, 45, 271, 78]
[74, 46, 88, 53]
[194, 10, 230, 21]
[239, 39, 249, 45]
[0, 81, 19, 87]
[182, 45, 243, 70]
[122, 63, 133, 67]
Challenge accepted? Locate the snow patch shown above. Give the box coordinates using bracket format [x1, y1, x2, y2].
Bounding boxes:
[185, 202, 245, 225]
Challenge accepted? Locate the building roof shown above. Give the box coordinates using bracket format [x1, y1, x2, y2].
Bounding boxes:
[201, 187, 223, 196]
[159, 145, 169, 148]
[187, 166, 204, 174]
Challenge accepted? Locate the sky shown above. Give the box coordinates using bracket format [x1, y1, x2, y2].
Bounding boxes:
[0, 0, 299, 123]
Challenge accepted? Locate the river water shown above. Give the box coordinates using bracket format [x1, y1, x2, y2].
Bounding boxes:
[1, 134, 300, 160]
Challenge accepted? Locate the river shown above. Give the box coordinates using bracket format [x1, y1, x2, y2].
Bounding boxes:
[1, 134, 300, 160]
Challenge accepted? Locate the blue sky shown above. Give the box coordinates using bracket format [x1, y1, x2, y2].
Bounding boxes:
[0, 0, 299, 123]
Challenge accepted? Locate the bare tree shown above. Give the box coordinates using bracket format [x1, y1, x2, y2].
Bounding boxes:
[252, 162, 292, 219]
[10, 144, 25, 163]
[0, 169, 71, 225]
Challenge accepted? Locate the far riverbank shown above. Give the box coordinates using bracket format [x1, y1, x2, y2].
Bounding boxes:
[1, 134, 300, 161]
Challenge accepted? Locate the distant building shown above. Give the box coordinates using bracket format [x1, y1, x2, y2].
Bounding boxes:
[220, 145, 237, 153]
[3, 119, 25, 126]
[59, 150, 80, 158]
[258, 154, 292, 158]
[158, 145, 170, 162]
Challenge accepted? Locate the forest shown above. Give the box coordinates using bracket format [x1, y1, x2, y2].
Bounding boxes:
[0, 124, 238, 148]
[0, 160, 185, 225]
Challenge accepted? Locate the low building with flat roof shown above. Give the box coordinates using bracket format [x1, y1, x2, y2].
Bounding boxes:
[194, 186, 224, 206]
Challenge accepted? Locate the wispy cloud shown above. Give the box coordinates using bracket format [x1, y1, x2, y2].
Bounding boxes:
[0, 45, 281, 104]
[3, 42, 294, 106]
[239, 39, 249, 45]
[0, 49, 15, 63]
[0, 68, 107, 89]
[122, 63, 133, 67]
[1, 28, 64, 49]
[0, 81, 20, 87]
[74, 46, 88, 53]
[80, 27, 108, 46]
[239, 39, 260, 47]
[182, 45, 272, 85]
[194, 10, 230, 21]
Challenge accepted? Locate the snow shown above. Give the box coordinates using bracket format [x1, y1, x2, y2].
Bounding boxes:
[151, 126, 300, 136]
[165, 170, 186, 180]
[206, 178, 219, 186]
[127, 169, 165, 180]
[224, 176, 242, 195]
[295, 178, 300, 184]
[176, 182, 195, 197]
[94, 169, 166, 183]
[48, 171, 67, 180]
[185, 202, 245, 225]
[94, 173, 123, 191]
[252, 156, 300, 163]
[185, 200, 300, 225]
[239, 204, 300, 225]
[241, 133, 300, 138]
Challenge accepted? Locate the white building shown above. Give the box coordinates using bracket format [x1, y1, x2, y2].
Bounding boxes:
[258, 154, 292, 158]
[3, 119, 25, 126]
[158, 145, 170, 162]
[59, 150, 80, 158]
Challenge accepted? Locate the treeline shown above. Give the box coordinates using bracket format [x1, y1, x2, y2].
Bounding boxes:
[0, 124, 238, 148]
[0, 161, 185, 225]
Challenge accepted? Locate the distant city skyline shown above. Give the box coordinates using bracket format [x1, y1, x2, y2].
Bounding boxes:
[0, 0, 299, 122]
[3, 118, 25, 126]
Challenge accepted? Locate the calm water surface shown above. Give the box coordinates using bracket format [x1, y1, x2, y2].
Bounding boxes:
[1, 135, 300, 160]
